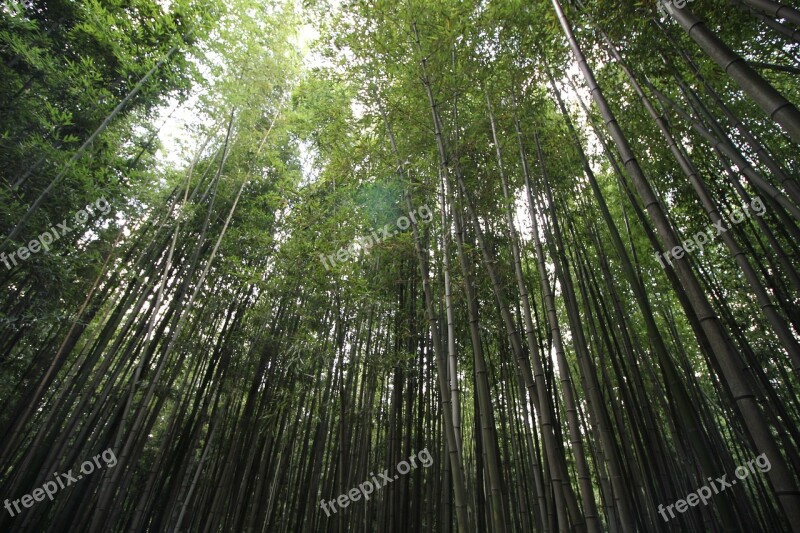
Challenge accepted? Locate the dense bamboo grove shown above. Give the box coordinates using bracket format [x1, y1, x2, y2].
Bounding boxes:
[1, 0, 800, 531]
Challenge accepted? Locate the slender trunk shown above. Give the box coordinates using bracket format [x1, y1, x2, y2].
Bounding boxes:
[550, 0, 800, 526]
[663, 3, 800, 142]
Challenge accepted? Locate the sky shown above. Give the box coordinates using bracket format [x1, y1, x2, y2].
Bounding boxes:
[154, 0, 324, 174]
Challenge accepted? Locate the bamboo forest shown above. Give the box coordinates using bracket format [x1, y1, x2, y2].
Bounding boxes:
[3, 0, 800, 531]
